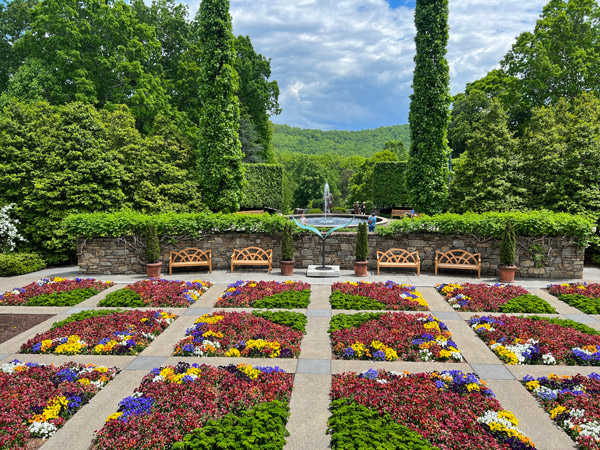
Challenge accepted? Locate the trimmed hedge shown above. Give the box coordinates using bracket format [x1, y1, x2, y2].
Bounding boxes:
[0, 253, 46, 276]
[379, 210, 597, 246]
[372, 161, 409, 207]
[241, 164, 284, 210]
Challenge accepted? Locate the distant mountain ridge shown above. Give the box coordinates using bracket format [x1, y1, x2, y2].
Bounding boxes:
[272, 123, 410, 157]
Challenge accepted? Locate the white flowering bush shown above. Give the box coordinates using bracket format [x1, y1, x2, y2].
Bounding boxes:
[0, 204, 25, 251]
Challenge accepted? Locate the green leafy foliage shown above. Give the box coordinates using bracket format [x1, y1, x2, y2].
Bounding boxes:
[98, 289, 144, 307]
[241, 164, 283, 209]
[329, 292, 385, 310]
[253, 291, 311, 309]
[524, 315, 600, 335]
[25, 288, 100, 306]
[347, 151, 398, 208]
[197, 0, 244, 212]
[372, 161, 409, 207]
[280, 222, 294, 261]
[378, 211, 597, 247]
[173, 400, 290, 450]
[51, 309, 124, 330]
[252, 311, 307, 333]
[0, 253, 45, 276]
[499, 294, 557, 314]
[557, 294, 600, 314]
[328, 398, 439, 450]
[355, 223, 368, 261]
[407, 0, 451, 215]
[499, 219, 516, 266]
[328, 313, 383, 333]
[145, 223, 161, 263]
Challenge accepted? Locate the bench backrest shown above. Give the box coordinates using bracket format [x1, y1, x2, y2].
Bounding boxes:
[377, 249, 419, 264]
[232, 247, 272, 261]
[436, 249, 480, 265]
[391, 209, 410, 217]
[170, 248, 211, 263]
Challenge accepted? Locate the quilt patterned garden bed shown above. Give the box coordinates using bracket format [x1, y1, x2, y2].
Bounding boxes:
[92, 363, 294, 449]
[547, 283, 600, 314]
[174, 311, 305, 358]
[330, 312, 462, 362]
[214, 280, 311, 308]
[330, 281, 428, 310]
[20, 310, 176, 355]
[469, 315, 600, 365]
[436, 283, 556, 313]
[0, 277, 113, 306]
[523, 373, 600, 450]
[0, 359, 118, 448]
[329, 369, 535, 449]
[98, 279, 211, 307]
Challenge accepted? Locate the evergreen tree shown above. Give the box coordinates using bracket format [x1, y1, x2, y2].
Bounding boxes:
[196, 0, 244, 212]
[407, 0, 452, 214]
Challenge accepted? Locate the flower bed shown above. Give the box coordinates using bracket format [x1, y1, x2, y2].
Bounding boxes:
[469, 315, 600, 365]
[93, 363, 294, 449]
[0, 277, 113, 306]
[330, 312, 462, 362]
[214, 280, 311, 308]
[20, 310, 176, 355]
[0, 359, 118, 448]
[547, 283, 600, 314]
[174, 311, 304, 358]
[98, 279, 211, 307]
[330, 281, 428, 310]
[329, 369, 535, 449]
[523, 373, 600, 450]
[436, 283, 556, 313]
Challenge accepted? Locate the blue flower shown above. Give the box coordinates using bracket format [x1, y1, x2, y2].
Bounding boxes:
[361, 369, 379, 380]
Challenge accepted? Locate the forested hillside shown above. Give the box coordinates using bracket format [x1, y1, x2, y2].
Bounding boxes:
[273, 124, 410, 157]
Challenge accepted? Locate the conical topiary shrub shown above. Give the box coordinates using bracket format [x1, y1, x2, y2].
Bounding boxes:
[355, 223, 368, 262]
[281, 222, 294, 261]
[499, 219, 515, 266]
[145, 223, 161, 264]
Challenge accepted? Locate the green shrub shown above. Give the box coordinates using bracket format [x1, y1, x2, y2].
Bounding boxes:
[523, 316, 600, 335]
[328, 399, 439, 450]
[372, 161, 409, 207]
[173, 400, 290, 450]
[145, 223, 160, 263]
[252, 311, 307, 333]
[499, 294, 557, 314]
[378, 210, 597, 247]
[253, 290, 311, 309]
[499, 219, 516, 265]
[355, 222, 368, 261]
[281, 222, 294, 261]
[99, 289, 144, 307]
[328, 313, 383, 333]
[51, 309, 124, 329]
[307, 208, 322, 214]
[241, 164, 284, 210]
[557, 294, 600, 314]
[333, 207, 348, 213]
[0, 253, 46, 276]
[25, 288, 100, 306]
[329, 291, 385, 310]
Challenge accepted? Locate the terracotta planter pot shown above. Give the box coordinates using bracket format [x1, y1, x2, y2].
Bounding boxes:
[498, 264, 517, 283]
[354, 261, 368, 277]
[280, 260, 294, 276]
[146, 262, 162, 278]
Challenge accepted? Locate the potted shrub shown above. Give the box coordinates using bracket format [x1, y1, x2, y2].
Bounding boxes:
[498, 218, 517, 283]
[280, 222, 295, 276]
[145, 223, 162, 278]
[354, 222, 369, 277]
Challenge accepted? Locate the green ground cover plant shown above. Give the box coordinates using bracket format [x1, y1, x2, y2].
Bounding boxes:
[51, 310, 125, 329]
[252, 311, 307, 333]
[328, 313, 383, 332]
[99, 290, 145, 307]
[556, 294, 600, 314]
[499, 294, 557, 314]
[0, 253, 45, 276]
[25, 288, 102, 306]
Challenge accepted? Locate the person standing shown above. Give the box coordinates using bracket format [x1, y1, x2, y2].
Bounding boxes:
[361, 202, 366, 215]
[368, 212, 376, 232]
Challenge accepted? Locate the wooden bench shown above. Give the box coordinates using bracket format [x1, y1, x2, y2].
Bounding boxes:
[231, 247, 272, 273]
[235, 210, 264, 215]
[435, 250, 481, 278]
[169, 248, 212, 275]
[391, 209, 411, 219]
[377, 249, 420, 275]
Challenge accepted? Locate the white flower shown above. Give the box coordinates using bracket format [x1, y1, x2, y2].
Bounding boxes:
[29, 421, 58, 439]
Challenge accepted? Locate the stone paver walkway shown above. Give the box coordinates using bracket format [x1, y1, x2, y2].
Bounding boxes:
[1, 265, 600, 450]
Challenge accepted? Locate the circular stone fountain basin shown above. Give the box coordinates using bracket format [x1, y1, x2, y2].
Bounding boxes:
[290, 214, 388, 228]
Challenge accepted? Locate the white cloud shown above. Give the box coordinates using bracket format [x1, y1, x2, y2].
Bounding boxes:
[181, 0, 548, 130]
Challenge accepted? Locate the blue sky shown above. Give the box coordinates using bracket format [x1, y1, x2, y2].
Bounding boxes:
[182, 0, 547, 130]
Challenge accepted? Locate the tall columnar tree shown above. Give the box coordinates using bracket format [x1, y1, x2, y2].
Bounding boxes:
[196, 0, 244, 212]
[407, 0, 451, 214]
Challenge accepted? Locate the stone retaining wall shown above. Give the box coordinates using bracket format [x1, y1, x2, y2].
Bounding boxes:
[77, 233, 584, 278]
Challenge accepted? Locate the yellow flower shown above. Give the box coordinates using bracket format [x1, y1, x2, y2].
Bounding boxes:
[195, 314, 224, 324]
[237, 363, 261, 379]
[525, 380, 540, 391]
[78, 378, 90, 385]
[106, 412, 123, 422]
[226, 348, 241, 357]
[550, 405, 566, 419]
